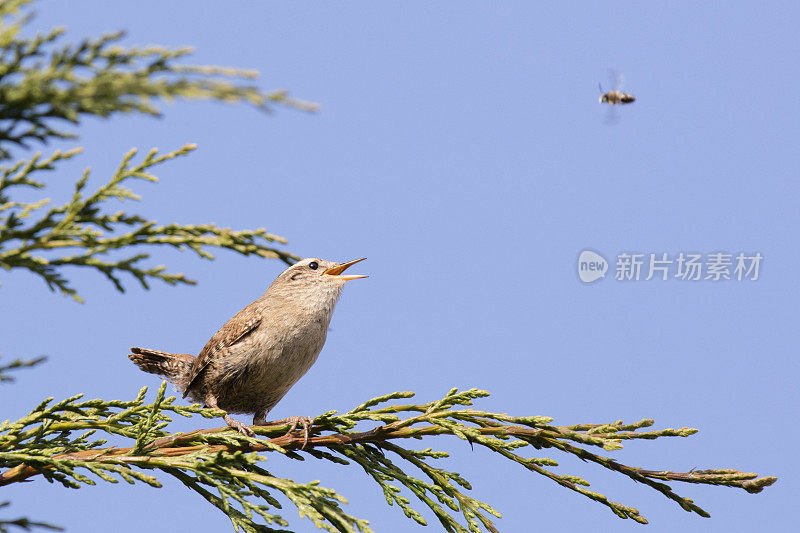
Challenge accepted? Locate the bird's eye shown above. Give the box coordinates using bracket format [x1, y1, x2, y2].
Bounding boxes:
[308, 261, 319, 270]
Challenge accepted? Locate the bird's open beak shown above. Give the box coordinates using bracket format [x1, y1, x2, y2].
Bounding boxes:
[323, 258, 367, 281]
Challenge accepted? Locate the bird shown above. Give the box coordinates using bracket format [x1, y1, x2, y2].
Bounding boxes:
[128, 257, 366, 439]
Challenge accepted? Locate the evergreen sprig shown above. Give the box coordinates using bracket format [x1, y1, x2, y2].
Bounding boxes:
[0, 355, 46, 383]
[0, 144, 299, 301]
[0, 385, 777, 532]
[0, 501, 62, 532]
[0, 0, 318, 160]
[0, 2, 779, 532]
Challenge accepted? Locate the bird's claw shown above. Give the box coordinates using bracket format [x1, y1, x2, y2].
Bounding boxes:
[252, 415, 314, 448]
[284, 416, 313, 449]
[225, 414, 255, 437]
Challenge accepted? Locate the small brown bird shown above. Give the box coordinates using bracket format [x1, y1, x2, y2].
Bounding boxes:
[129, 257, 366, 438]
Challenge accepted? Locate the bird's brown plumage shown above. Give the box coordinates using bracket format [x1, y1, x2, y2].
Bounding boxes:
[127, 257, 366, 435]
[183, 308, 263, 398]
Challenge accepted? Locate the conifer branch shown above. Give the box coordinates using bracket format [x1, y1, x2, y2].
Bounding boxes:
[0, 501, 63, 532]
[0, 144, 299, 301]
[0, 385, 777, 532]
[0, 2, 778, 532]
[0, 355, 46, 383]
[0, 0, 318, 160]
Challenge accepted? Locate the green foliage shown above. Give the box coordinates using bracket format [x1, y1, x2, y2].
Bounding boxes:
[0, 385, 777, 532]
[0, 144, 298, 301]
[0, 502, 62, 533]
[0, 0, 305, 301]
[0, 0, 317, 160]
[0, 1, 778, 532]
[0, 355, 45, 383]
[0, 0, 308, 527]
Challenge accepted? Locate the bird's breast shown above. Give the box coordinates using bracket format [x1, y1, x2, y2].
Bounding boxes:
[210, 290, 342, 414]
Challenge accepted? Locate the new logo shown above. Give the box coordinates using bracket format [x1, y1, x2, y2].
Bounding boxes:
[578, 250, 608, 283]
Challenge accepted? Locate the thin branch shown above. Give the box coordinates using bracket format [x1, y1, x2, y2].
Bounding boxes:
[0, 0, 318, 160]
[0, 145, 299, 301]
[0, 386, 777, 531]
[0, 356, 46, 383]
[0, 501, 63, 532]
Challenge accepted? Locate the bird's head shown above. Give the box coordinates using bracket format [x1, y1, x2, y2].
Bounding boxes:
[269, 257, 367, 308]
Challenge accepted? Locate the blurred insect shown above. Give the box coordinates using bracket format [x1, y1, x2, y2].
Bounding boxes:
[599, 84, 636, 105]
[599, 70, 635, 124]
[599, 69, 635, 105]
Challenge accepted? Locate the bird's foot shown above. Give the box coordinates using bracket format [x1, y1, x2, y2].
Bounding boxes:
[272, 416, 314, 449]
[224, 414, 255, 437]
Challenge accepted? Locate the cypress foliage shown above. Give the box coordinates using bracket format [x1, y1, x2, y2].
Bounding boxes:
[0, 2, 776, 531]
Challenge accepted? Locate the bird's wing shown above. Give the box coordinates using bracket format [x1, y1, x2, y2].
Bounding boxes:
[182, 302, 263, 398]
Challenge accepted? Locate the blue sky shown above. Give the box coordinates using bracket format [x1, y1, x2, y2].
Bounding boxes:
[2, 1, 796, 531]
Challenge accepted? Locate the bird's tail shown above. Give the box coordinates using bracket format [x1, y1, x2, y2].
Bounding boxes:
[128, 347, 195, 392]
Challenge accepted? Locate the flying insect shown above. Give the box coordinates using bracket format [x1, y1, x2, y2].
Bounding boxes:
[599, 70, 635, 105]
[599, 84, 636, 105]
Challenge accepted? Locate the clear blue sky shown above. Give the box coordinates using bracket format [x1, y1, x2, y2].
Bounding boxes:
[2, 1, 796, 531]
